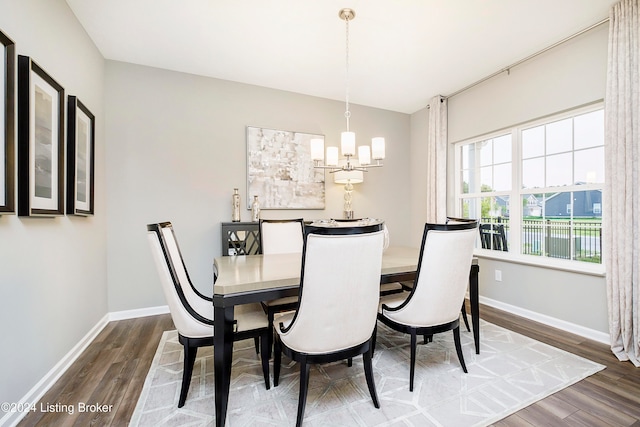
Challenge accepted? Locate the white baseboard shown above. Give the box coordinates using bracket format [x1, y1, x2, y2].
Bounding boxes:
[480, 296, 610, 344]
[108, 305, 169, 321]
[0, 314, 110, 427]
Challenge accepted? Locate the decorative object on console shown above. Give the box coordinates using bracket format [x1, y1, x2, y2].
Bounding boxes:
[17, 55, 65, 217]
[310, 9, 385, 175]
[247, 126, 324, 209]
[231, 188, 241, 222]
[251, 195, 260, 221]
[0, 29, 15, 214]
[334, 169, 363, 219]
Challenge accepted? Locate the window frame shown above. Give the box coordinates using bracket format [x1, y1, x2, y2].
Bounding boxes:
[453, 102, 605, 275]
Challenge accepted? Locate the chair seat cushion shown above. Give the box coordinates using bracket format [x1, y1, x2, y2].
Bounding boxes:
[378, 291, 410, 313]
[234, 303, 269, 332]
[380, 282, 404, 296]
[262, 296, 299, 308]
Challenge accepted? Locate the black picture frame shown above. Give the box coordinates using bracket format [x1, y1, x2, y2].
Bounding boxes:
[0, 29, 15, 214]
[66, 96, 94, 216]
[17, 55, 65, 216]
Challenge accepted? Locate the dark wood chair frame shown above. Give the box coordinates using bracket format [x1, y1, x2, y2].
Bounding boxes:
[378, 222, 475, 391]
[148, 222, 270, 407]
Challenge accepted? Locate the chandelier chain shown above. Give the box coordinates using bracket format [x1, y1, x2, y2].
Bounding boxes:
[344, 13, 350, 131]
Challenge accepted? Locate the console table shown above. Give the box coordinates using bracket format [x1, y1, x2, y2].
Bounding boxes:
[220, 222, 260, 256]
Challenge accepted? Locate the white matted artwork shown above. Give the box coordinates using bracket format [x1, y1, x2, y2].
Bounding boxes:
[247, 126, 325, 209]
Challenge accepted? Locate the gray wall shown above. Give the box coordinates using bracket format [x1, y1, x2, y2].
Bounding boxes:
[446, 23, 609, 335]
[0, 0, 107, 412]
[409, 106, 430, 248]
[0, 0, 612, 416]
[104, 61, 411, 311]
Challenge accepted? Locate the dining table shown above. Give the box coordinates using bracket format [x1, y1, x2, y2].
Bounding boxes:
[212, 245, 480, 427]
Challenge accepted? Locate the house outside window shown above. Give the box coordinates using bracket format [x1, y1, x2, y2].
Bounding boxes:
[454, 104, 604, 264]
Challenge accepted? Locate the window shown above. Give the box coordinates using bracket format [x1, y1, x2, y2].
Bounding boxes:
[454, 104, 604, 264]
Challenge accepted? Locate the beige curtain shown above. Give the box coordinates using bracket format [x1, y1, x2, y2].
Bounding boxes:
[604, 0, 640, 367]
[426, 96, 447, 223]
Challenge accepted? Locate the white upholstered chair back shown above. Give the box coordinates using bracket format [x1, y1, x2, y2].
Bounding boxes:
[260, 219, 304, 254]
[278, 229, 384, 353]
[384, 224, 477, 327]
[147, 223, 213, 338]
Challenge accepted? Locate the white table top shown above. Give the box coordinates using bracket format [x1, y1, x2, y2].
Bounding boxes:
[213, 245, 420, 296]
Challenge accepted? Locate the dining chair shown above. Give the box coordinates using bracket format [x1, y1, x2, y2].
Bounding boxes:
[273, 222, 385, 427]
[378, 221, 478, 391]
[259, 218, 305, 356]
[445, 216, 479, 332]
[147, 222, 270, 407]
[479, 222, 508, 251]
[332, 218, 404, 297]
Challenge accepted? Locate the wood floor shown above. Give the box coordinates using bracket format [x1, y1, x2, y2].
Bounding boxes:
[17, 303, 640, 427]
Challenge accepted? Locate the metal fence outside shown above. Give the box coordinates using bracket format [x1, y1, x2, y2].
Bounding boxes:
[481, 218, 602, 264]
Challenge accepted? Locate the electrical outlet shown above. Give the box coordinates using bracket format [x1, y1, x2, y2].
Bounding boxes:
[495, 269, 502, 281]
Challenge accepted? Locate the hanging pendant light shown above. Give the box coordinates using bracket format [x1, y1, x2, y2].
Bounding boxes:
[311, 8, 386, 173]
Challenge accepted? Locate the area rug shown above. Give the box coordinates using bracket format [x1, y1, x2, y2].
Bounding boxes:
[130, 320, 604, 426]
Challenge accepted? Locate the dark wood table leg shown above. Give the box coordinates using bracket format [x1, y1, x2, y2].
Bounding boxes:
[214, 303, 234, 427]
[470, 263, 480, 354]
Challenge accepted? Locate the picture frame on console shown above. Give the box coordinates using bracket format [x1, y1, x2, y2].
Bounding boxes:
[17, 55, 65, 216]
[66, 95, 95, 216]
[0, 29, 15, 214]
[246, 126, 325, 209]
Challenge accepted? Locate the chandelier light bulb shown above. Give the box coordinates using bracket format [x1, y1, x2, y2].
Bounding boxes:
[372, 137, 386, 160]
[358, 145, 371, 166]
[310, 138, 325, 161]
[326, 146, 339, 167]
[341, 131, 356, 157]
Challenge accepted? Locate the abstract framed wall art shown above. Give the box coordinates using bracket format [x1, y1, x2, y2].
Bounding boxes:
[17, 55, 65, 216]
[0, 29, 15, 214]
[66, 96, 95, 216]
[246, 126, 325, 209]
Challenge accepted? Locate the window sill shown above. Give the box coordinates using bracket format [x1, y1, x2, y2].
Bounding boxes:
[473, 249, 606, 277]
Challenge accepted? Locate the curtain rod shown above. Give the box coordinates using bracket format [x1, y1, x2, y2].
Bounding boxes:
[444, 17, 610, 100]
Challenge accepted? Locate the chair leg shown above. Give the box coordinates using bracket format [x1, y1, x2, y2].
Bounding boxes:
[347, 358, 353, 367]
[178, 343, 198, 408]
[372, 325, 377, 354]
[254, 337, 260, 354]
[260, 331, 270, 390]
[267, 310, 275, 359]
[274, 335, 281, 387]
[461, 303, 471, 332]
[296, 360, 311, 427]
[453, 326, 468, 373]
[363, 342, 380, 408]
[409, 329, 417, 392]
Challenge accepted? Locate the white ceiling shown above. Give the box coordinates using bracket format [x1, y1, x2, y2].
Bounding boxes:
[65, 0, 616, 114]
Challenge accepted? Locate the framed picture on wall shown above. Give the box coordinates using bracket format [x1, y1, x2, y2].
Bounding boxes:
[0, 29, 15, 214]
[17, 55, 65, 216]
[66, 96, 95, 216]
[246, 126, 325, 209]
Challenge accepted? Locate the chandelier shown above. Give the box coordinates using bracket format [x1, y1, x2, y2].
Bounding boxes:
[310, 8, 385, 174]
